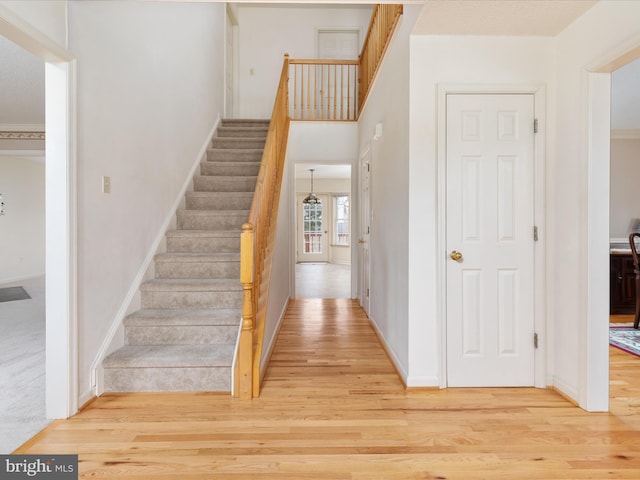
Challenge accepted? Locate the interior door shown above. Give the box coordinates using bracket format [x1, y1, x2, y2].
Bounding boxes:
[359, 147, 371, 315]
[297, 194, 329, 263]
[446, 93, 535, 387]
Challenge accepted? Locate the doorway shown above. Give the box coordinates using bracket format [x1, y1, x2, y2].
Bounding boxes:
[294, 163, 352, 299]
[0, 9, 78, 419]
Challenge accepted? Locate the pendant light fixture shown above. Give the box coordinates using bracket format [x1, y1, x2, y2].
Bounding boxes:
[303, 168, 321, 205]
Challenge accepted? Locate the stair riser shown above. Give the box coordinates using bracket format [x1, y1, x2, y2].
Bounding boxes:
[221, 120, 270, 128]
[103, 366, 231, 392]
[155, 261, 240, 279]
[177, 213, 246, 230]
[207, 149, 263, 162]
[211, 138, 265, 149]
[125, 325, 238, 346]
[216, 128, 268, 138]
[194, 176, 257, 193]
[185, 194, 253, 211]
[141, 290, 242, 309]
[166, 236, 240, 253]
[200, 163, 260, 177]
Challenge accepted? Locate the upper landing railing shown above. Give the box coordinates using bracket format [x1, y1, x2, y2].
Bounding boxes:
[289, 4, 403, 122]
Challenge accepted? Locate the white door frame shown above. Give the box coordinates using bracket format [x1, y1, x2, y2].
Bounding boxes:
[583, 42, 640, 411]
[0, 6, 78, 418]
[359, 144, 372, 315]
[437, 84, 546, 389]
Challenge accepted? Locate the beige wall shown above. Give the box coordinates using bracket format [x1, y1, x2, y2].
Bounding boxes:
[0, 157, 45, 283]
[610, 137, 640, 238]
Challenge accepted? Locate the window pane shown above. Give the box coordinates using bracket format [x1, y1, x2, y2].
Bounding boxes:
[333, 194, 349, 245]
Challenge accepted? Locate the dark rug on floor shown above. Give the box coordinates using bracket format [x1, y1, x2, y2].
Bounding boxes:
[0, 286, 31, 303]
[610, 326, 640, 358]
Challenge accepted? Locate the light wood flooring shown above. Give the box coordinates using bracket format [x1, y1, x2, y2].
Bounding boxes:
[16, 299, 640, 479]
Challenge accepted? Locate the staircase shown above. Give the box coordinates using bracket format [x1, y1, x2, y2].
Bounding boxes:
[102, 119, 269, 392]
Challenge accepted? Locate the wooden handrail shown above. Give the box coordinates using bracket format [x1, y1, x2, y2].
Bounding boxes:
[235, 54, 291, 399]
[358, 4, 403, 112]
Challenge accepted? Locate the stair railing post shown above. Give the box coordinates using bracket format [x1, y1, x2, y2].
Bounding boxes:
[238, 222, 255, 399]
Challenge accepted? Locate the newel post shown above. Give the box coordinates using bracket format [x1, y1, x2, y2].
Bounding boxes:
[238, 223, 255, 399]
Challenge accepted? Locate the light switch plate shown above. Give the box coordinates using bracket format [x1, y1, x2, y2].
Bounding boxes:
[102, 176, 111, 194]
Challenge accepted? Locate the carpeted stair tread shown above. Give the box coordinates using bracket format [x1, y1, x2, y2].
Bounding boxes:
[200, 161, 261, 177]
[221, 119, 270, 126]
[211, 137, 266, 149]
[155, 252, 240, 263]
[216, 126, 269, 138]
[177, 209, 249, 216]
[185, 191, 254, 209]
[103, 118, 262, 393]
[166, 229, 242, 238]
[103, 345, 234, 368]
[125, 308, 240, 327]
[207, 148, 263, 162]
[141, 278, 242, 292]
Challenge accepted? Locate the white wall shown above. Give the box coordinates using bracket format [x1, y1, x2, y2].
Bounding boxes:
[356, 6, 422, 383]
[408, 34, 554, 387]
[610, 138, 640, 238]
[554, 0, 640, 410]
[235, 4, 372, 118]
[0, 157, 45, 283]
[261, 157, 293, 373]
[68, 1, 226, 398]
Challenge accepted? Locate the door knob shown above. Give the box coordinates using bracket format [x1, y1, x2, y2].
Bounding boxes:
[450, 250, 463, 262]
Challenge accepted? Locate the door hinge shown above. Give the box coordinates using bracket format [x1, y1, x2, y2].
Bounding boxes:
[534, 332, 539, 349]
[367, 163, 370, 172]
[367, 288, 370, 298]
[533, 118, 539, 134]
[533, 226, 539, 242]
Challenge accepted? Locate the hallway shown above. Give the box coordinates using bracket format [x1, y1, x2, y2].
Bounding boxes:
[16, 298, 640, 478]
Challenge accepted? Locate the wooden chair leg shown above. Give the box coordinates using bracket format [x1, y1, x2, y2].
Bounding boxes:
[635, 278, 640, 329]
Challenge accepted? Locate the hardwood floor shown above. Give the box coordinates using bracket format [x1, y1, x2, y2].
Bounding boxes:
[16, 299, 640, 479]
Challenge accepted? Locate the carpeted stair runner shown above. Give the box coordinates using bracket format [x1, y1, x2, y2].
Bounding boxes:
[103, 119, 268, 392]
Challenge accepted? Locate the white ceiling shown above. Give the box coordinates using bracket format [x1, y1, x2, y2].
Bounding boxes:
[413, 0, 598, 36]
[0, 35, 44, 127]
[295, 163, 351, 179]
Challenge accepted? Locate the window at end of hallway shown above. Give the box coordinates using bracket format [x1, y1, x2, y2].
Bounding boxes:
[333, 194, 349, 246]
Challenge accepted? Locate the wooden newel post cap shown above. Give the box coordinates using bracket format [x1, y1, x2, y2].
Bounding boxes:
[242, 223, 254, 233]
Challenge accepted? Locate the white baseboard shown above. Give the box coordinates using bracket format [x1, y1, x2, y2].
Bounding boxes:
[88, 115, 222, 394]
[260, 298, 291, 382]
[406, 375, 439, 387]
[78, 389, 95, 409]
[0, 272, 45, 286]
[550, 376, 579, 405]
[367, 315, 409, 385]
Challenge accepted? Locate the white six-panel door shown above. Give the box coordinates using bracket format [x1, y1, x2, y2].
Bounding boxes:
[446, 94, 535, 387]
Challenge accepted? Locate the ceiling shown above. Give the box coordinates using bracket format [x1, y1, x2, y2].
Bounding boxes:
[295, 163, 351, 180]
[413, 0, 598, 36]
[0, 35, 44, 127]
